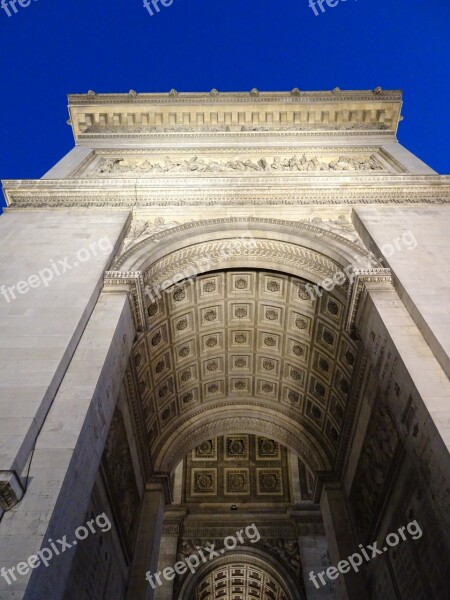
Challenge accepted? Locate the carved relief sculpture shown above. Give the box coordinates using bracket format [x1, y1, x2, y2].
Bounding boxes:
[94, 153, 383, 175]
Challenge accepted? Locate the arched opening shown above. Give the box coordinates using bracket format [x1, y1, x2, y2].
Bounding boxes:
[65, 217, 381, 599]
[179, 551, 303, 600]
[117, 221, 368, 598]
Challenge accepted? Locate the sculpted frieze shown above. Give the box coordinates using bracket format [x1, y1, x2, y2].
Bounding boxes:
[94, 154, 383, 176]
[83, 123, 390, 134]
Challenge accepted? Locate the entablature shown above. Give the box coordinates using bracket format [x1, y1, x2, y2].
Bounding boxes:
[67, 89, 403, 143]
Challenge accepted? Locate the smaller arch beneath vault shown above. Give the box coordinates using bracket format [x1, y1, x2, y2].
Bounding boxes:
[178, 547, 304, 600]
[152, 404, 331, 475]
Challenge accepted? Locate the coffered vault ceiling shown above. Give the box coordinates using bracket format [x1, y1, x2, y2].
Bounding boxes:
[132, 270, 358, 470]
[194, 563, 289, 600]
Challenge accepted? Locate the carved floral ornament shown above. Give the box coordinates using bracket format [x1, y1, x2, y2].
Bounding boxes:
[142, 239, 345, 296]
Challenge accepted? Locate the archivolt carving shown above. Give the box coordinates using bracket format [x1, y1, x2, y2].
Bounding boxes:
[113, 216, 374, 272]
[142, 239, 343, 292]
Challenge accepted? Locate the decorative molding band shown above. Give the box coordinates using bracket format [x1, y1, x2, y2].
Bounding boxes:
[75, 131, 397, 144]
[4, 177, 450, 208]
[123, 362, 153, 480]
[93, 145, 392, 155]
[345, 269, 393, 331]
[179, 519, 324, 539]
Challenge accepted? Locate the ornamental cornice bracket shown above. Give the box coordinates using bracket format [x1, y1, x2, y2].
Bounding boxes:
[103, 270, 146, 333]
[345, 268, 392, 332]
[147, 473, 173, 505]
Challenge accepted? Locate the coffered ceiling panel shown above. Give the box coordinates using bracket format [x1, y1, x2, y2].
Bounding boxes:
[183, 435, 291, 505]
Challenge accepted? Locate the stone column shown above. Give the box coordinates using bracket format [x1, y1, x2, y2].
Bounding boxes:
[126, 483, 166, 600]
[320, 485, 369, 600]
[154, 511, 185, 600]
[172, 460, 184, 505]
[288, 451, 301, 504]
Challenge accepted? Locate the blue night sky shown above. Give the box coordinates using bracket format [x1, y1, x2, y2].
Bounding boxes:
[0, 0, 449, 211]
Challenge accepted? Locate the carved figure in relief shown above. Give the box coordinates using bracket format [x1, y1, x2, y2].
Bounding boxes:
[178, 539, 214, 562]
[262, 539, 302, 576]
[95, 153, 383, 176]
[351, 399, 399, 534]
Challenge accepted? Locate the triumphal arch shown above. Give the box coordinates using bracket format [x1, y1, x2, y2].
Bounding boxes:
[0, 89, 449, 600]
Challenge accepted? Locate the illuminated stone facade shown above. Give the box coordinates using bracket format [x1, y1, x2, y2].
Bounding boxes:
[0, 90, 449, 600]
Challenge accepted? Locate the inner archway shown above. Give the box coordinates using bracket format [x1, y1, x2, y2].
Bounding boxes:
[113, 220, 374, 599]
[182, 553, 302, 600]
[164, 433, 311, 600]
[131, 264, 360, 600]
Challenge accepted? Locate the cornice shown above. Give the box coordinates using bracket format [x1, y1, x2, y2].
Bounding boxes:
[345, 269, 393, 331]
[68, 89, 402, 104]
[103, 271, 147, 332]
[3, 175, 450, 208]
[92, 145, 389, 155]
[75, 130, 398, 143]
[67, 89, 402, 142]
